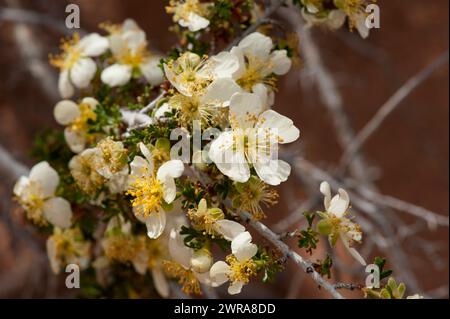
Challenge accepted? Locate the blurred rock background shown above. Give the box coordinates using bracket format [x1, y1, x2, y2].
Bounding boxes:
[0, 0, 448, 298]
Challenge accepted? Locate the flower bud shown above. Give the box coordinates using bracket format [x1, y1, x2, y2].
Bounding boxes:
[190, 248, 213, 273]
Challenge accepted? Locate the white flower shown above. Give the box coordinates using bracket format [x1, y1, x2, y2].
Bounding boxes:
[53, 97, 99, 153]
[101, 20, 164, 87]
[208, 92, 300, 185]
[167, 76, 242, 126]
[301, 0, 369, 38]
[319, 181, 366, 265]
[127, 142, 184, 239]
[50, 33, 109, 98]
[47, 227, 91, 274]
[102, 214, 170, 297]
[14, 161, 72, 228]
[214, 32, 292, 108]
[91, 137, 130, 194]
[166, 0, 211, 32]
[301, 8, 347, 31]
[69, 148, 106, 194]
[209, 231, 258, 295]
[168, 228, 214, 283]
[163, 52, 212, 96]
[188, 198, 246, 241]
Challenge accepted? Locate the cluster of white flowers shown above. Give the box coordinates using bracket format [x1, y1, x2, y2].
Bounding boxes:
[12, 5, 383, 298]
[50, 19, 163, 99]
[300, 0, 371, 38]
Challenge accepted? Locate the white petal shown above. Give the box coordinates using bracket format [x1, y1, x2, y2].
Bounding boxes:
[109, 34, 127, 57]
[231, 231, 257, 261]
[78, 33, 109, 56]
[327, 10, 347, 30]
[210, 51, 241, 78]
[13, 176, 29, 197]
[81, 97, 99, 109]
[108, 168, 129, 194]
[130, 155, 152, 177]
[70, 58, 96, 89]
[319, 181, 332, 211]
[140, 57, 164, 86]
[251, 83, 273, 109]
[64, 128, 85, 153]
[228, 280, 245, 295]
[157, 160, 184, 203]
[154, 103, 173, 119]
[143, 211, 166, 239]
[53, 100, 80, 125]
[229, 47, 246, 80]
[157, 160, 184, 181]
[201, 78, 242, 107]
[101, 63, 132, 87]
[122, 19, 140, 32]
[214, 219, 245, 241]
[168, 228, 192, 269]
[161, 176, 177, 204]
[340, 234, 366, 266]
[328, 188, 350, 218]
[152, 267, 170, 298]
[122, 30, 146, 52]
[209, 261, 230, 287]
[355, 13, 370, 39]
[139, 142, 154, 164]
[132, 250, 149, 275]
[46, 237, 60, 274]
[208, 131, 250, 183]
[29, 161, 59, 197]
[256, 110, 300, 144]
[238, 32, 273, 60]
[254, 159, 291, 186]
[58, 70, 74, 99]
[229, 92, 263, 129]
[270, 50, 292, 75]
[182, 12, 210, 32]
[42, 197, 72, 228]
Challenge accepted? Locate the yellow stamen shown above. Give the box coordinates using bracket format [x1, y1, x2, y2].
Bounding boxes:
[70, 102, 97, 133]
[237, 55, 276, 91]
[49, 33, 82, 70]
[226, 255, 257, 284]
[162, 260, 202, 295]
[126, 174, 164, 218]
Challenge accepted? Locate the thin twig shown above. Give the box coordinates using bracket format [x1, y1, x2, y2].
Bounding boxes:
[339, 51, 449, 171]
[239, 211, 344, 299]
[0, 144, 29, 179]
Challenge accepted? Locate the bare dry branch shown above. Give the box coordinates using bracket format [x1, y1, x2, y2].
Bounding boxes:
[339, 51, 449, 171]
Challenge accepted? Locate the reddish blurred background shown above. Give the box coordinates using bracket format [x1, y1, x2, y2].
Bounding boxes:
[0, 0, 448, 298]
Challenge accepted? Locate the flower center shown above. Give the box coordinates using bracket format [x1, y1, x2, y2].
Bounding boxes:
[71, 103, 97, 133]
[117, 45, 148, 68]
[233, 177, 279, 220]
[127, 175, 164, 217]
[49, 33, 82, 70]
[71, 153, 105, 194]
[237, 55, 276, 91]
[226, 255, 257, 284]
[97, 138, 127, 174]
